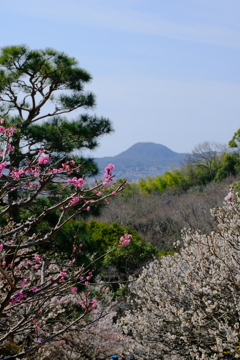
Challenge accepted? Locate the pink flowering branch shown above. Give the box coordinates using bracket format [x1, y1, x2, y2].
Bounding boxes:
[0, 121, 129, 358]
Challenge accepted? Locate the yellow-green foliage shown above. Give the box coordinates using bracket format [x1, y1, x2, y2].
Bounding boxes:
[139, 170, 188, 194]
[157, 251, 175, 258]
[138, 151, 240, 195]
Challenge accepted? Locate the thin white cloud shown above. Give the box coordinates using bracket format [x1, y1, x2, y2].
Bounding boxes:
[3, 0, 240, 48]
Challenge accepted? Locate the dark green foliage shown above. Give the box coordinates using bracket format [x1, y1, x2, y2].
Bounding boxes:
[23, 115, 112, 156]
[23, 193, 107, 267]
[40, 220, 99, 268]
[0, 46, 92, 96]
[103, 237, 157, 275]
[33, 217, 157, 282]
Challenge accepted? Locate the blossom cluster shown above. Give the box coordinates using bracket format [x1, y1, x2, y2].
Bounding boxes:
[103, 163, 115, 184]
[119, 233, 132, 247]
[67, 176, 84, 187]
[0, 119, 17, 137]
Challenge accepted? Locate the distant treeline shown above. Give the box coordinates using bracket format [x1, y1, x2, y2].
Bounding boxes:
[139, 145, 240, 194]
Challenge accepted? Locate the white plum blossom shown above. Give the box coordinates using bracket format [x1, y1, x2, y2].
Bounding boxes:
[120, 188, 240, 360]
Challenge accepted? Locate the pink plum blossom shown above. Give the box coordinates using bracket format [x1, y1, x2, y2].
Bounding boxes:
[0, 162, 7, 171]
[60, 271, 67, 278]
[91, 299, 98, 308]
[70, 287, 78, 292]
[67, 177, 84, 187]
[38, 156, 50, 164]
[7, 145, 14, 152]
[20, 278, 28, 286]
[69, 197, 80, 206]
[119, 233, 132, 247]
[104, 164, 115, 172]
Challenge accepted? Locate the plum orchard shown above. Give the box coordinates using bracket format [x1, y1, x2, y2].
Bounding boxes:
[0, 120, 130, 359]
[121, 188, 240, 359]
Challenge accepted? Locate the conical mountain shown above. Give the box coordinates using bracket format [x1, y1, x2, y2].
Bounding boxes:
[116, 142, 179, 160]
[94, 142, 188, 181]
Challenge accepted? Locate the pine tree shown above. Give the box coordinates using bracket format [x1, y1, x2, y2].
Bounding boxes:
[0, 45, 113, 173]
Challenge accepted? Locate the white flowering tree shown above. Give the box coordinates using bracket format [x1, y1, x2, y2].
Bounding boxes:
[0, 119, 131, 359]
[121, 188, 240, 359]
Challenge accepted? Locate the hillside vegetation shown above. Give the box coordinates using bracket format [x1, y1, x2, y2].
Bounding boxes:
[93, 146, 240, 253]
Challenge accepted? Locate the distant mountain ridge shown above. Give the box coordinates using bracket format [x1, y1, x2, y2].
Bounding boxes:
[94, 142, 188, 182]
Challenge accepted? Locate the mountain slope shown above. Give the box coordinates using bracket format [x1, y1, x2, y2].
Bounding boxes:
[118, 142, 177, 157]
[94, 142, 188, 181]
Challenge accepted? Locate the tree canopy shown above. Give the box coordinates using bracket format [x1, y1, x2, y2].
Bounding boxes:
[229, 128, 240, 149]
[0, 45, 113, 172]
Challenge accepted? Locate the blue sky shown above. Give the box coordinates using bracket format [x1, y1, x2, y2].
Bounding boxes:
[1, 0, 240, 157]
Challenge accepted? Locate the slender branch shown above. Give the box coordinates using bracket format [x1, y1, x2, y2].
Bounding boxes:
[0, 266, 15, 288]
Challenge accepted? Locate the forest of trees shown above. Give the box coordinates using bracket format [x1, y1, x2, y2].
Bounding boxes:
[0, 44, 240, 359]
